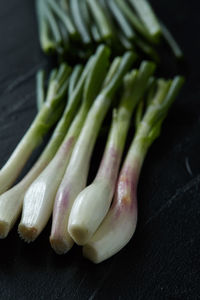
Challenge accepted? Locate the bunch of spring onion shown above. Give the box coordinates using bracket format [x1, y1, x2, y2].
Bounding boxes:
[36, 0, 183, 62]
[83, 76, 184, 263]
[0, 45, 99, 238]
[17, 49, 136, 249]
[18, 44, 112, 242]
[0, 47, 184, 264]
[49, 50, 136, 254]
[68, 60, 156, 246]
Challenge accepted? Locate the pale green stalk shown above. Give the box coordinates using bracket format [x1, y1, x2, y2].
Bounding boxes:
[36, 0, 56, 54]
[102, 57, 121, 88]
[47, 0, 78, 38]
[108, 0, 136, 40]
[87, 0, 113, 41]
[50, 51, 136, 254]
[115, 0, 154, 44]
[0, 59, 94, 238]
[68, 65, 83, 99]
[83, 76, 184, 263]
[36, 70, 46, 111]
[69, 0, 92, 44]
[0, 64, 71, 195]
[18, 45, 111, 242]
[68, 61, 156, 245]
[128, 0, 162, 41]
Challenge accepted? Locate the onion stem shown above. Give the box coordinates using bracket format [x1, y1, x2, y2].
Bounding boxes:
[18, 45, 110, 243]
[83, 76, 184, 263]
[0, 60, 95, 238]
[50, 51, 136, 254]
[115, 0, 154, 44]
[36, 0, 57, 54]
[128, 0, 162, 42]
[0, 64, 71, 195]
[87, 0, 113, 42]
[47, 0, 78, 39]
[108, 0, 135, 41]
[36, 70, 46, 111]
[68, 61, 156, 245]
[68, 65, 83, 99]
[69, 0, 92, 45]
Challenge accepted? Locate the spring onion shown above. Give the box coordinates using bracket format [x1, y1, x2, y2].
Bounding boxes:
[68, 61, 156, 245]
[128, 0, 162, 42]
[47, 0, 78, 39]
[0, 60, 93, 238]
[87, 0, 113, 42]
[36, 70, 46, 112]
[50, 51, 136, 254]
[115, 0, 154, 44]
[42, 0, 63, 51]
[0, 109, 71, 239]
[36, 0, 182, 62]
[49, 56, 121, 253]
[18, 45, 110, 242]
[68, 65, 83, 100]
[0, 63, 71, 195]
[36, 0, 57, 54]
[83, 76, 184, 263]
[107, 0, 136, 41]
[69, 0, 92, 45]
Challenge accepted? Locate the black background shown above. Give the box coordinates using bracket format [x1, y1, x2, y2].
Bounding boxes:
[0, 1, 200, 299]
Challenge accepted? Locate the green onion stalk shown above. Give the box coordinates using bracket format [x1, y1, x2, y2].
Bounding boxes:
[69, 0, 92, 45]
[83, 76, 184, 263]
[47, 0, 78, 39]
[128, 0, 162, 42]
[107, 0, 136, 41]
[68, 65, 83, 99]
[0, 58, 94, 238]
[112, 0, 159, 61]
[115, 0, 154, 44]
[36, 70, 46, 111]
[36, 0, 56, 54]
[50, 51, 136, 255]
[87, 0, 113, 42]
[18, 45, 110, 242]
[0, 63, 71, 195]
[68, 61, 156, 245]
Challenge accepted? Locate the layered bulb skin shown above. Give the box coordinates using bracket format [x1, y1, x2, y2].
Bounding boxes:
[18, 137, 75, 243]
[83, 191, 138, 264]
[50, 52, 135, 255]
[0, 185, 24, 238]
[50, 160, 89, 254]
[49, 176, 82, 254]
[68, 180, 113, 245]
[83, 165, 139, 264]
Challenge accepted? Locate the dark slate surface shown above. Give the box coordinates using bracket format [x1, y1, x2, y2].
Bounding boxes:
[0, 1, 200, 299]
